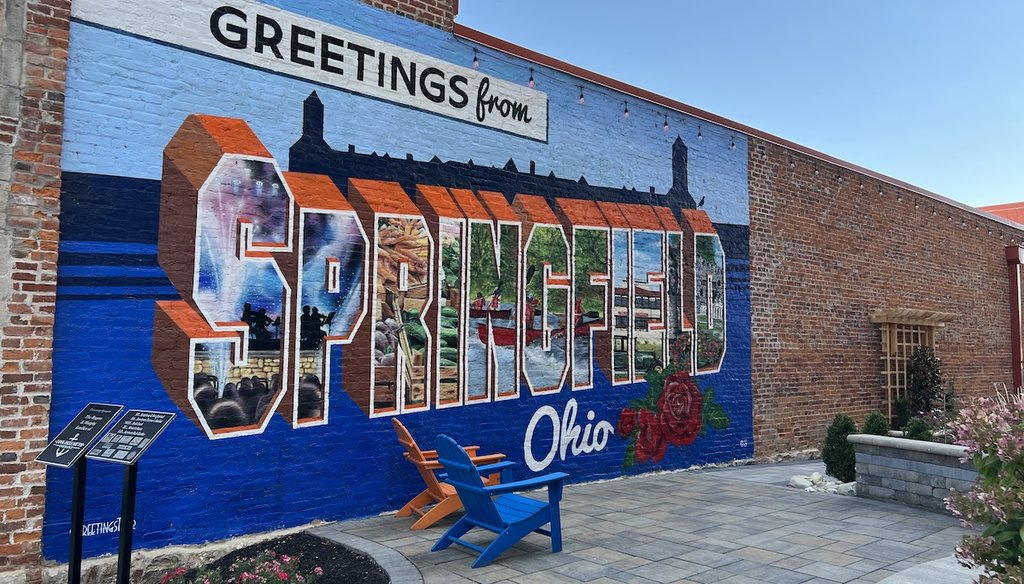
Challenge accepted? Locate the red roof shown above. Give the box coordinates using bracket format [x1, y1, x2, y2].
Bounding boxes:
[980, 202, 1024, 225]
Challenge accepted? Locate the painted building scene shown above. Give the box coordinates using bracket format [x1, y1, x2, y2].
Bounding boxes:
[3, 0, 1024, 582]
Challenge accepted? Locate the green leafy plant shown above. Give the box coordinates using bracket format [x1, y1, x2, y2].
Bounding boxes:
[822, 414, 857, 482]
[893, 397, 911, 430]
[906, 345, 943, 414]
[947, 396, 1024, 583]
[903, 417, 933, 442]
[862, 412, 890, 436]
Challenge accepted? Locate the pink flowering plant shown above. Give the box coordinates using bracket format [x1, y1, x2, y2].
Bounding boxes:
[946, 395, 1024, 583]
[160, 567, 223, 584]
[161, 551, 322, 584]
[227, 551, 322, 583]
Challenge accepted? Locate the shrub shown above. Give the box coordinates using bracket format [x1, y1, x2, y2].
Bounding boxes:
[906, 346, 943, 414]
[822, 414, 857, 483]
[947, 397, 1024, 582]
[893, 397, 911, 430]
[903, 417, 933, 441]
[862, 412, 890, 436]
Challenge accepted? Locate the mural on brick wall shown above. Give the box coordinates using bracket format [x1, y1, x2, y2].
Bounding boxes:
[46, 0, 752, 562]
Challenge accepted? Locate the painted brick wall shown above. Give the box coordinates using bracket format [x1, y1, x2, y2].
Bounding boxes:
[44, 0, 751, 567]
[0, 0, 69, 579]
[749, 137, 1024, 457]
[360, 0, 455, 30]
[13, 0, 1021, 578]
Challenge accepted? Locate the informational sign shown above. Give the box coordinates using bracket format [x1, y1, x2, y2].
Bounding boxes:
[70, 0, 549, 140]
[37, 403, 123, 468]
[86, 410, 176, 465]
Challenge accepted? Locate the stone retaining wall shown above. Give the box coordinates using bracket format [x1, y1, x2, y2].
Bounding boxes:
[848, 434, 976, 513]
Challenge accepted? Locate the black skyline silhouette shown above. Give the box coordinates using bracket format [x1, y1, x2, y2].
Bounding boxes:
[289, 91, 698, 223]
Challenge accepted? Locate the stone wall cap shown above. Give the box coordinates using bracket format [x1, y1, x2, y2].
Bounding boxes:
[848, 433, 968, 458]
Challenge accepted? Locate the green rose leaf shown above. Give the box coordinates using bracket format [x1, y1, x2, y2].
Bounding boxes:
[704, 402, 730, 431]
[623, 439, 636, 470]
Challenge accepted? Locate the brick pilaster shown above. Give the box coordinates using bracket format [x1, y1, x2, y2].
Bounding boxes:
[0, 0, 70, 580]
[361, 0, 456, 31]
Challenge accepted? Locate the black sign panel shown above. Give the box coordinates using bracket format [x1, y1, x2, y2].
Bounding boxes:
[37, 403, 123, 468]
[86, 410, 175, 465]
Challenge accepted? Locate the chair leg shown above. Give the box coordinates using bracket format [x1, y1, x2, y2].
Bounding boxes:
[396, 490, 434, 518]
[549, 506, 562, 553]
[472, 528, 526, 568]
[411, 496, 462, 530]
[431, 515, 473, 552]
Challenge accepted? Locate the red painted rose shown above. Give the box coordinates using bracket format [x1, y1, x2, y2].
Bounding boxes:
[634, 409, 667, 463]
[658, 371, 703, 447]
[618, 407, 638, 438]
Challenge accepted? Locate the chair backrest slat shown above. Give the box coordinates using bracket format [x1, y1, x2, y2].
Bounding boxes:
[436, 434, 505, 528]
[393, 418, 446, 499]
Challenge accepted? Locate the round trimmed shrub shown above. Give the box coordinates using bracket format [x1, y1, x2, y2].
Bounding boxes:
[862, 412, 890, 436]
[903, 417, 933, 441]
[822, 414, 857, 483]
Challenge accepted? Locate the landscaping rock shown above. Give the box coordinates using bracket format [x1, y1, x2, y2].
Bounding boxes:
[789, 473, 845, 494]
[789, 475, 813, 489]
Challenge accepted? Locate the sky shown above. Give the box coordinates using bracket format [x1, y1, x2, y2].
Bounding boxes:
[456, 1, 1024, 208]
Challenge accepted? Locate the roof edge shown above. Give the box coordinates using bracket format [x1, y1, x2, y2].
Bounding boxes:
[453, 23, 1024, 233]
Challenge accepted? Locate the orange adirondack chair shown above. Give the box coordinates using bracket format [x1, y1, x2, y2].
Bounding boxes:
[392, 418, 511, 529]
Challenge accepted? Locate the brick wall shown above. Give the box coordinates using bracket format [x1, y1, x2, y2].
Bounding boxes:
[749, 137, 1024, 458]
[0, 0, 70, 579]
[360, 0, 456, 30]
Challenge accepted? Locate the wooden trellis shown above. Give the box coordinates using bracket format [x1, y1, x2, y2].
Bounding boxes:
[870, 309, 957, 420]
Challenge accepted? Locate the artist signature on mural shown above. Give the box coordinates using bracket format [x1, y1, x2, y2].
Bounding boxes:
[524, 398, 614, 471]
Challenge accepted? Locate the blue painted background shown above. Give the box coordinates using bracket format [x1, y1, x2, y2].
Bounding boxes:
[47, 0, 751, 561]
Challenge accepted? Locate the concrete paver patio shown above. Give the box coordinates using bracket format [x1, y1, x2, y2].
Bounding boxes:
[311, 462, 979, 584]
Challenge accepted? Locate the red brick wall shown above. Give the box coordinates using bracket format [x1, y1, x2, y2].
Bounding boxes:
[749, 137, 1024, 457]
[361, 0, 456, 30]
[0, 0, 69, 579]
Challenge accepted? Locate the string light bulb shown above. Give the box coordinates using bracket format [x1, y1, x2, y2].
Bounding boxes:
[623, 101, 630, 119]
[472, 48, 479, 69]
[577, 86, 585, 105]
[527, 68, 535, 89]
[663, 114, 669, 133]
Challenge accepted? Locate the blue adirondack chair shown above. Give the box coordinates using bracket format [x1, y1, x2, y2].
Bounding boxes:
[432, 434, 569, 568]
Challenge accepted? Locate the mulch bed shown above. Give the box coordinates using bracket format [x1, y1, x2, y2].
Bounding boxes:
[176, 532, 390, 584]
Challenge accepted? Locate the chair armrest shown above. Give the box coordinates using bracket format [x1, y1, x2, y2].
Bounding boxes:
[468, 453, 506, 465]
[476, 461, 515, 475]
[420, 446, 482, 458]
[415, 459, 445, 471]
[484, 472, 568, 495]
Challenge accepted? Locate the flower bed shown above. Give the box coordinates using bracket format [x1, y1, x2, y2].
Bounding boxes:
[847, 433, 976, 513]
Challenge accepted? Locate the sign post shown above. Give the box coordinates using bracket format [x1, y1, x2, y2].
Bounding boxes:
[36, 403, 123, 584]
[87, 409, 175, 584]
